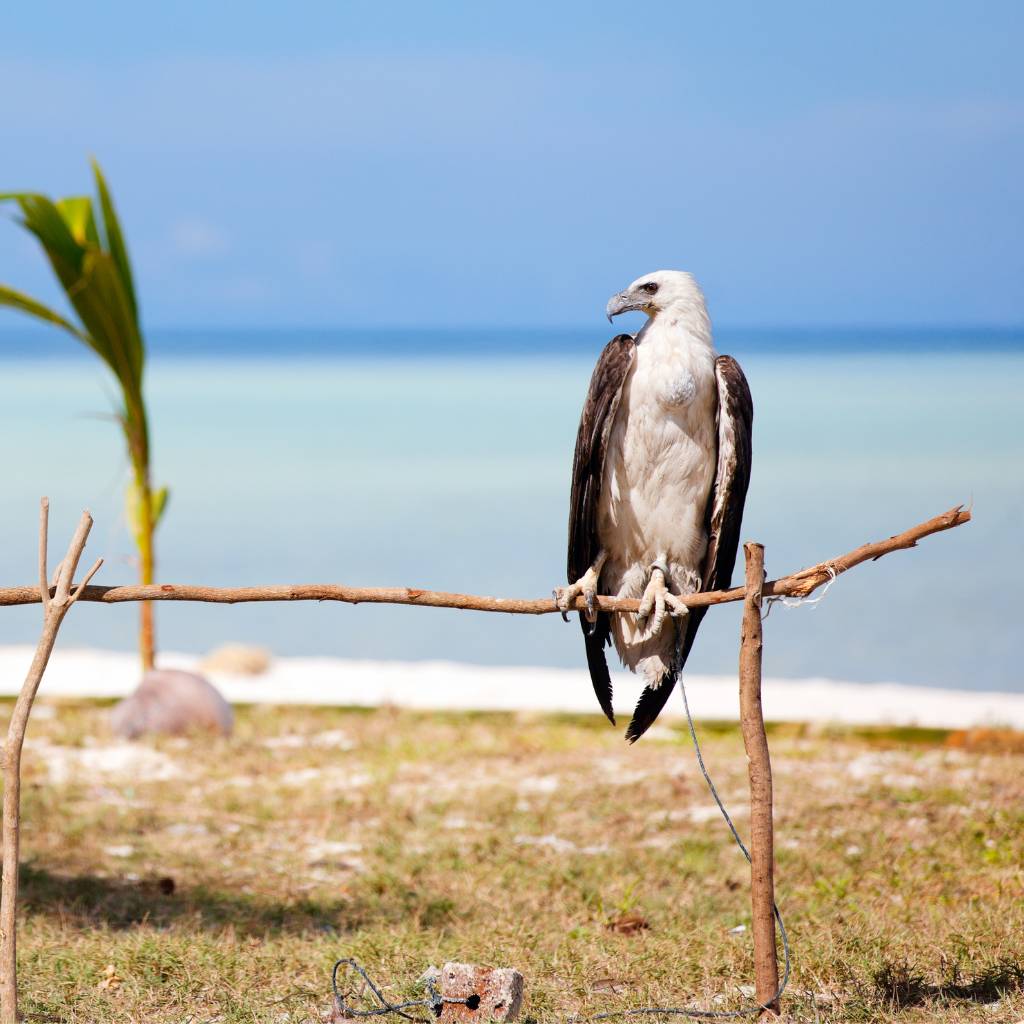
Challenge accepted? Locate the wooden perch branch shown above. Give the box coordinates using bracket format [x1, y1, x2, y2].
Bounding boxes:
[0, 505, 971, 616]
[0, 500, 101, 1024]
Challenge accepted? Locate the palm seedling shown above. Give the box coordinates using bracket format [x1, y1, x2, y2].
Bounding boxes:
[1, 160, 167, 671]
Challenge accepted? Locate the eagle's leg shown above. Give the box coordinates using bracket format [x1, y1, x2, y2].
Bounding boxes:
[636, 558, 691, 637]
[555, 550, 607, 624]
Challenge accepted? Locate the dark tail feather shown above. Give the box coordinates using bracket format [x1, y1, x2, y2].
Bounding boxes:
[583, 616, 615, 725]
[625, 669, 679, 743]
[626, 608, 708, 743]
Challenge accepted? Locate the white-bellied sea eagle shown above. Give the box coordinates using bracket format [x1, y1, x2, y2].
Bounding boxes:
[555, 270, 753, 742]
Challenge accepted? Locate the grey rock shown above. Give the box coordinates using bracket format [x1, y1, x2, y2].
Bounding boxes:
[110, 669, 234, 739]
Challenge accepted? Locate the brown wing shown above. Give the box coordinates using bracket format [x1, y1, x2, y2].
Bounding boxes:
[567, 333, 636, 724]
[625, 354, 754, 742]
[698, 355, 754, 599]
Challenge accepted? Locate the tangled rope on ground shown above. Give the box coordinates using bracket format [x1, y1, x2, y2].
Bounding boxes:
[332, 959, 479, 1022]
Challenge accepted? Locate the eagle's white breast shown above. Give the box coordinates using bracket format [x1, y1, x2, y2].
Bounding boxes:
[597, 318, 719, 679]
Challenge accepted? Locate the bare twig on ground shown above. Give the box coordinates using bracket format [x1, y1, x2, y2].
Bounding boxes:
[0, 499, 101, 1024]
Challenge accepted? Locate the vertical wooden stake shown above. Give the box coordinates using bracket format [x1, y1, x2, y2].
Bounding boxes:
[0, 500, 101, 1024]
[738, 541, 779, 1017]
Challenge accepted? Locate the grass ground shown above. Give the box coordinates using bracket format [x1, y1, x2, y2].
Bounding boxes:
[3, 698, 1023, 1023]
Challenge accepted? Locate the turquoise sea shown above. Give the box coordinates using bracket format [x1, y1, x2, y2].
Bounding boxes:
[0, 328, 1021, 692]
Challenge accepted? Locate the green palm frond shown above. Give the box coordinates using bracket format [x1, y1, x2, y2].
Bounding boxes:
[0, 284, 91, 345]
[92, 159, 139, 320]
[1, 162, 167, 668]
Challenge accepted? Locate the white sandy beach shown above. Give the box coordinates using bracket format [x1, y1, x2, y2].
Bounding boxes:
[1, 645, 1021, 730]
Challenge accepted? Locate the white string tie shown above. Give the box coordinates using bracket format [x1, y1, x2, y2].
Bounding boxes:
[764, 565, 838, 618]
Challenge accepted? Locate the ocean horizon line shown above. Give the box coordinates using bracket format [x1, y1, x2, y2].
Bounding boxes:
[1, 322, 1022, 359]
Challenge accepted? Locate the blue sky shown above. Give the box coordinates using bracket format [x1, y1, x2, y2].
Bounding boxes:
[1, 1, 1022, 328]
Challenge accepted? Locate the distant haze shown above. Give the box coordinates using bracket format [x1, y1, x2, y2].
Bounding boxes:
[1, 1, 1022, 329]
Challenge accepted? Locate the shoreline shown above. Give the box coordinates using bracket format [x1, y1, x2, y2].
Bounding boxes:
[0, 646, 1021, 730]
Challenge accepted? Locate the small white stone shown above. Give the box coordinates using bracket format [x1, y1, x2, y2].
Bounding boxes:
[312, 729, 355, 750]
[643, 725, 679, 742]
[280, 768, 323, 786]
[517, 775, 559, 795]
[166, 823, 208, 837]
[306, 840, 362, 861]
[513, 834, 577, 853]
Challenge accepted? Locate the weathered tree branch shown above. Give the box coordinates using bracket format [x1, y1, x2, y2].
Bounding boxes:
[0, 500, 101, 1024]
[0, 505, 971, 616]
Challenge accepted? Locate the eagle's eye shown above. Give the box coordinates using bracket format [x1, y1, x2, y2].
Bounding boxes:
[639, 282, 659, 295]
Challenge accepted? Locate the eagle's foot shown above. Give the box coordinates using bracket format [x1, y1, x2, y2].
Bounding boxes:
[555, 555, 606, 624]
[555, 567, 600, 623]
[636, 563, 690, 637]
[636, 565, 669, 637]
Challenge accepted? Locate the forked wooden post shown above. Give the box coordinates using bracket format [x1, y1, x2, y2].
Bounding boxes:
[738, 542, 779, 1017]
[0, 500, 101, 1024]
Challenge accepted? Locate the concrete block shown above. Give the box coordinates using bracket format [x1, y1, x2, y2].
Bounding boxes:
[438, 962, 524, 1022]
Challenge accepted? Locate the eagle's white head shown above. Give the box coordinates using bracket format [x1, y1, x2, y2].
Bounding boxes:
[605, 270, 708, 329]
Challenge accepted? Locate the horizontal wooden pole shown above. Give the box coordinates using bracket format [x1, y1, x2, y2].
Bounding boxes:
[0, 506, 969, 616]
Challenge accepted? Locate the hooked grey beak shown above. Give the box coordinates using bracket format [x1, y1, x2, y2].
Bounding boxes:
[605, 291, 643, 323]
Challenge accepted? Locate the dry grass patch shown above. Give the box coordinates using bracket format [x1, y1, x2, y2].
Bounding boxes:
[2, 698, 1022, 1022]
